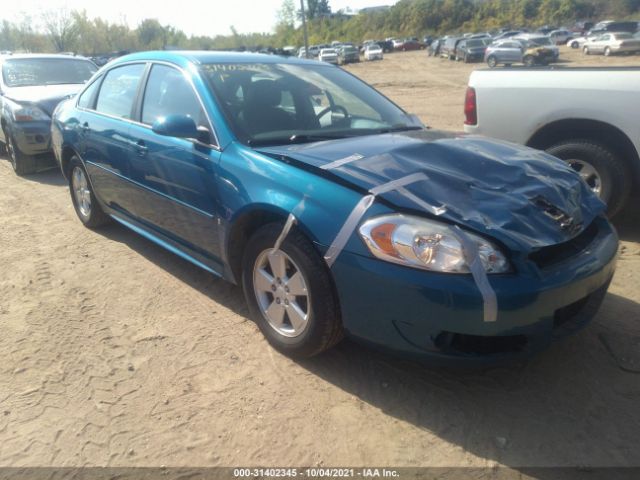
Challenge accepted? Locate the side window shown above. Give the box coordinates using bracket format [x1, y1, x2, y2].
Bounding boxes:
[141, 64, 207, 128]
[77, 77, 101, 110]
[95, 64, 145, 119]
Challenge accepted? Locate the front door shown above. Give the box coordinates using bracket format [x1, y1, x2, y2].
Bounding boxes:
[125, 63, 222, 263]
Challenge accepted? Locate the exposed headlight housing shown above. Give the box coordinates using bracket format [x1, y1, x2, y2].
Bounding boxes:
[10, 104, 50, 122]
[359, 214, 511, 274]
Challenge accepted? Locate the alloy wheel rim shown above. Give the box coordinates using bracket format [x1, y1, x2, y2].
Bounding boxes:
[253, 248, 310, 338]
[72, 167, 92, 218]
[567, 159, 602, 197]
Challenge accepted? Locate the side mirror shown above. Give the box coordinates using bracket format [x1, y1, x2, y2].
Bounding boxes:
[152, 114, 199, 139]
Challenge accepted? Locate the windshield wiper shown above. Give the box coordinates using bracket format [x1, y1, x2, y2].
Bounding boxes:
[376, 125, 424, 134]
[249, 133, 350, 147]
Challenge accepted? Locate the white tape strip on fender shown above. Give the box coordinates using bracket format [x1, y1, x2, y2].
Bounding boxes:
[323, 172, 431, 268]
[452, 226, 498, 323]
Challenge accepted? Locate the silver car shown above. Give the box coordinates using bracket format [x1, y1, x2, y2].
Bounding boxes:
[583, 32, 640, 56]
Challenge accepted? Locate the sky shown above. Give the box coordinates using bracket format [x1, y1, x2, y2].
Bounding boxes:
[1, 0, 398, 37]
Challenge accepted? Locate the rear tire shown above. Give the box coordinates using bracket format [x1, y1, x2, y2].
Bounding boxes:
[68, 157, 111, 228]
[546, 140, 631, 217]
[242, 223, 343, 358]
[6, 132, 36, 176]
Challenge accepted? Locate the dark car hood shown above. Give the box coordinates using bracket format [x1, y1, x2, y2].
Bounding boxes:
[3, 84, 83, 116]
[257, 130, 605, 254]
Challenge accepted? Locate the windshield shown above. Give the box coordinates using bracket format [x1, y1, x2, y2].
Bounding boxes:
[466, 39, 485, 48]
[527, 37, 553, 46]
[200, 62, 421, 147]
[2, 58, 97, 87]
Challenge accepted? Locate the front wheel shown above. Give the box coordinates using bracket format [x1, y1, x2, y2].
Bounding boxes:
[546, 140, 631, 217]
[6, 132, 36, 176]
[68, 157, 111, 228]
[523, 55, 535, 67]
[571, 41, 579, 49]
[242, 223, 343, 358]
[487, 56, 497, 68]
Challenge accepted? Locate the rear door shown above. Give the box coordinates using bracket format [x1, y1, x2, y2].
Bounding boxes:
[80, 63, 146, 215]
[125, 63, 222, 262]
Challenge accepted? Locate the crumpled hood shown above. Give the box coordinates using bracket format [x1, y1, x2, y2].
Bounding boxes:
[3, 84, 82, 116]
[258, 129, 605, 254]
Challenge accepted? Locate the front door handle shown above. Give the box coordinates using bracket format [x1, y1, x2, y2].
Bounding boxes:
[135, 140, 148, 156]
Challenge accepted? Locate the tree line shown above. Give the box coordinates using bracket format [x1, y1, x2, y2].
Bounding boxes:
[1, 0, 639, 55]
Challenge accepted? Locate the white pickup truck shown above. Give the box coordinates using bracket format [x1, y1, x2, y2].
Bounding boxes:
[464, 68, 639, 215]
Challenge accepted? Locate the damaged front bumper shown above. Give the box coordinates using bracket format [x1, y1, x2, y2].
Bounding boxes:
[327, 215, 618, 364]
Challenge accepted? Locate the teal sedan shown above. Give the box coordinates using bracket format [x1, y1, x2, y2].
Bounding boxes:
[51, 51, 617, 363]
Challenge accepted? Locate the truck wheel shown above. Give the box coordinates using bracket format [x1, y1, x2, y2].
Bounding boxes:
[6, 132, 36, 176]
[242, 223, 343, 358]
[546, 140, 631, 217]
[487, 56, 497, 68]
[523, 55, 535, 67]
[68, 157, 112, 228]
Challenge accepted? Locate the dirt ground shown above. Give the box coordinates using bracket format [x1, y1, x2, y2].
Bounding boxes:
[1, 47, 639, 472]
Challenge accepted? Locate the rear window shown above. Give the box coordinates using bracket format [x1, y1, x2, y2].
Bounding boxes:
[2, 58, 97, 88]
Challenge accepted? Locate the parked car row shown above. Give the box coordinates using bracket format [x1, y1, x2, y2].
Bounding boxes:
[0, 50, 619, 365]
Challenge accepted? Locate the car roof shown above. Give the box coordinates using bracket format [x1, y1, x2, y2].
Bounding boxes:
[110, 50, 325, 69]
[0, 53, 94, 62]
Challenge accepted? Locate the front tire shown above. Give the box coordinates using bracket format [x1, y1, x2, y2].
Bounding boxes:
[242, 223, 343, 358]
[546, 140, 631, 217]
[487, 56, 497, 68]
[68, 157, 111, 228]
[6, 132, 36, 176]
[523, 55, 535, 67]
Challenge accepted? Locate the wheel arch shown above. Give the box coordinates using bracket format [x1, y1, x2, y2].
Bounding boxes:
[60, 145, 81, 179]
[526, 118, 640, 184]
[225, 204, 321, 285]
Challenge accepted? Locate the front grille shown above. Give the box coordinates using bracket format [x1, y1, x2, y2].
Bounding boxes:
[529, 221, 599, 269]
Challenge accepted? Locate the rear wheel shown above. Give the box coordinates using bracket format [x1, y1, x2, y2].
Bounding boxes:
[487, 55, 497, 68]
[546, 140, 631, 216]
[68, 157, 111, 228]
[6, 132, 36, 176]
[583, 46, 590, 55]
[242, 223, 343, 358]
